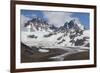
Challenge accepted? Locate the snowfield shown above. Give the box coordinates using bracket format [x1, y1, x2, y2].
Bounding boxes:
[21, 18, 90, 52]
[21, 29, 90, 49]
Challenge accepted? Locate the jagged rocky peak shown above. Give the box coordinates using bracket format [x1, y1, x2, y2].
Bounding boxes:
[24, 17, 50, 31]
[64, 19, 84, 31]
[24, 17, 84, 32]
[26, 17, 44, 26]
[30, 17, 48, 25]
[24, 17, 58, 32]
[58, 19, 84, 34]
[49, 24, 58, 31]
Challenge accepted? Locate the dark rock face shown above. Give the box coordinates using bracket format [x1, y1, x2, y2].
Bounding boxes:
[75, 39, 85, 46]
[28, 34, 37, 38]
[49, 24, 58, 31]
[68, 20, 75, 29]
[84, 43, 90, 47]
[21, 42, 38, 55]
[44, 33, 54, 37]
[57, 39, 65, 44]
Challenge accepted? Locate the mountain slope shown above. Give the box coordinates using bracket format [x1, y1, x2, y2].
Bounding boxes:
[21, 17, 90, 48]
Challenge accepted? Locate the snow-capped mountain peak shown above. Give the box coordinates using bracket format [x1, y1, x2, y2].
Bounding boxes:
[64, 19, 84, 30]
[21, 17, 89, 48]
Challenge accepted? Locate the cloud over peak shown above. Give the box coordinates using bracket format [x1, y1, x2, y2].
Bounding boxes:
[43, 11, 81, 27]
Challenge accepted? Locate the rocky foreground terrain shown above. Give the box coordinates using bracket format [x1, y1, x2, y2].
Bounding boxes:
[21, 43, 89, 63]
